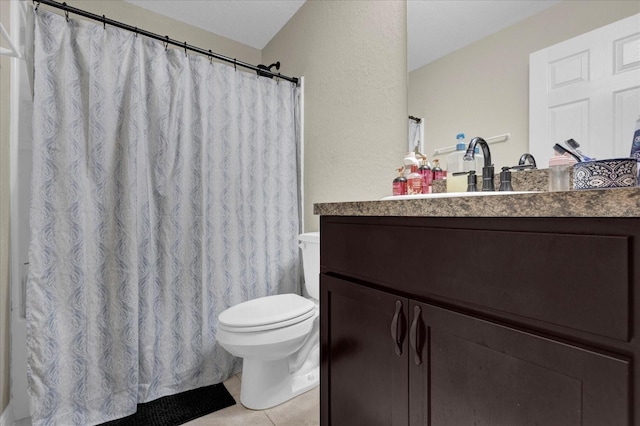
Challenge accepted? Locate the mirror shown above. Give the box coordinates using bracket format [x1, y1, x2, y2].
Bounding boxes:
[407, 0, 640, 169]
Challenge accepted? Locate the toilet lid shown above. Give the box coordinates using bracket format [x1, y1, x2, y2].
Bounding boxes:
[219, 294, 316, 331]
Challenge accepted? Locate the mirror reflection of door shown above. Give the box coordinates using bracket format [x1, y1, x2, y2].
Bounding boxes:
[530, 13, 640, 166]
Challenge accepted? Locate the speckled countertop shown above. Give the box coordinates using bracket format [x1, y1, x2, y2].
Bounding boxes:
[314, 186, 640, 217]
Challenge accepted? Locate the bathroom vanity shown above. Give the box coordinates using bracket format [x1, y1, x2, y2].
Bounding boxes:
[315, 188, 640, 426]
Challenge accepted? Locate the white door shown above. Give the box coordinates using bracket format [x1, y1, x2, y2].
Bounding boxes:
[530, 13, 640, 167]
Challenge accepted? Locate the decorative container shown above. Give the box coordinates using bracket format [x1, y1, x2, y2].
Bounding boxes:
[572, 158, 637, 190]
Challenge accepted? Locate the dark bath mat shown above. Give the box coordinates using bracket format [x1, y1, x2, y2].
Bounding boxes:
[100, 383, 236, 426]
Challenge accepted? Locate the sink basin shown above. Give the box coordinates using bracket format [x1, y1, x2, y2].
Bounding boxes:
[381, 191, 539, 200]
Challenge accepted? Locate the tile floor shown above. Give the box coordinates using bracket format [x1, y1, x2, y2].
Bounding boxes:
[14, 373, 319, 426]
[184, 373, 320, 426]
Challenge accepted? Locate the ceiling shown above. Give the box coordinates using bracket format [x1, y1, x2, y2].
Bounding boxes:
[124, 0, 560, 72]
[408, 0, 560, 71]
[124, 0, 306, 50]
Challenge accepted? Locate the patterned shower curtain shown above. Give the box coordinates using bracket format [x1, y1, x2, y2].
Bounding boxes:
[27, 9, 300, 425]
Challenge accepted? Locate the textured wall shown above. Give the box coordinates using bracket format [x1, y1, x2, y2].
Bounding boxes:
[263, 1, 408, 231]
[409, 0, 640, 171]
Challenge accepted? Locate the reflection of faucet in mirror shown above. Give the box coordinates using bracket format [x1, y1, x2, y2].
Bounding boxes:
[408, 2, 637, 175]
[518, 153, 537, 169]
[464, 137, 494, 191]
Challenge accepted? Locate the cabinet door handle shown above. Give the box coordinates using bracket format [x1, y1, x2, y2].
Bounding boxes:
[390, 300, 404, 356]
[410, 305, 422, 365]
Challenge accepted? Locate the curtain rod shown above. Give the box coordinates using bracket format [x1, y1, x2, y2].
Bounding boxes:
[34, 0, 299, 85]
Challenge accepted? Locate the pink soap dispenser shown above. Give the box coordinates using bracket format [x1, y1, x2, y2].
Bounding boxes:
[418, 155, 432, 193]
[393, 166, 407, 196]
[407, 164, 423, 195]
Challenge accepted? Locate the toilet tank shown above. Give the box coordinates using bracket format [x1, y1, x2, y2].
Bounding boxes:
[298, 232, 320, 300]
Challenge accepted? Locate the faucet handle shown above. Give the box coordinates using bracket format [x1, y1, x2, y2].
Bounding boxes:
[451, 170, 478, 192]
[499, 167, 514, 191]
[510, 164, 535, 171]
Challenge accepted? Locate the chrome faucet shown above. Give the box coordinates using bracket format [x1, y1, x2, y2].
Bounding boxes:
[464, 137, 494, 191]
[518, 153, 537, 169]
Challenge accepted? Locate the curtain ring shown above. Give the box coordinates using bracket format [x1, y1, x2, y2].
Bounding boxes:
[208, 50, 213, 64]
[134, 27, 138, 38]
[102, 15, 106, 29]
[184, 41, 187, 57]
[63, 2, 69, 22]
[34, 0, 40, 12]
[164, 36, 169, 51]
[234, 59, 237, 71]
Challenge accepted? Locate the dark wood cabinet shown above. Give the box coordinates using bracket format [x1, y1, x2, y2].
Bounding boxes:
[321, 275, 408, 426]
[320, 216, 638, 426]
[414, 302, 629, 426]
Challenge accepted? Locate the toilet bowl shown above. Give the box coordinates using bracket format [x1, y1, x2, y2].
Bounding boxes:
[216, 232, 320, 410]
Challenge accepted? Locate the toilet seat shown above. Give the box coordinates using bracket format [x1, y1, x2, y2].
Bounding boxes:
[219, 294, 316, 333]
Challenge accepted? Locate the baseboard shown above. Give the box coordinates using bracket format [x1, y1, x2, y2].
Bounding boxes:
[0, 402, 15, 426]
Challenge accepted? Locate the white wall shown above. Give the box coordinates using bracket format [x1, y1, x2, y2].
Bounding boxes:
[263, 1, 408, 231]
[409, 0, 640, 171]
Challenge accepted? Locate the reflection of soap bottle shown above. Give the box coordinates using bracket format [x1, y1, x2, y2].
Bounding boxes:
[393, 166, 407, 196]
[407, 164, 423, 195]
[403, 152, 419, 177]
[432, 159, 444, 181]
[446, 135, 467, 192]
[418, 156, 432, 193]
[447, 134, 466, 174]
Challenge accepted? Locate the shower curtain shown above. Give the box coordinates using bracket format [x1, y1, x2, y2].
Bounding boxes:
[28, 9, 300, 426]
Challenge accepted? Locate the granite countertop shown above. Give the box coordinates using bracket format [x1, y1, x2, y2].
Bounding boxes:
[314, 186, 640, 218]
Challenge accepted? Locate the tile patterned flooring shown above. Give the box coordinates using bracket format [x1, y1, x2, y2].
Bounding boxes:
[184, 373, 320, 426]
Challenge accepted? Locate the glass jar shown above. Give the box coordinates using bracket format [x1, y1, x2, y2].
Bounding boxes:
[548, 154, 576, 191]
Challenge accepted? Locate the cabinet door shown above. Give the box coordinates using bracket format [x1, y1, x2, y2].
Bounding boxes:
[321, 274, 409, 426]
[409, 302, 630, 426]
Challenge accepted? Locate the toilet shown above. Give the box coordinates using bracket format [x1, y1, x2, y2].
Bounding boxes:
[216, 232, 320, 409]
